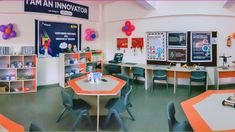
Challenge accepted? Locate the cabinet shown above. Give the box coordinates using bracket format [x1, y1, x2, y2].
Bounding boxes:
[59, 51, 103, 88]
[0, 55, 37, 94]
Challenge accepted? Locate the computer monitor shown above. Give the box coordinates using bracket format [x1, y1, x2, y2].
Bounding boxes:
[113, 53, 123, 63]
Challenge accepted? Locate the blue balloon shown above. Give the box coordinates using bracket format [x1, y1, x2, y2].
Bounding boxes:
[91, 34, 96, 39]
[124, 26, 129, 31]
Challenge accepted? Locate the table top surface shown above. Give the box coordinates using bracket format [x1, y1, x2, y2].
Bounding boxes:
[69, 75, 126, 96]
[181, 90, 235, 132]
[0, 114, 24, 132]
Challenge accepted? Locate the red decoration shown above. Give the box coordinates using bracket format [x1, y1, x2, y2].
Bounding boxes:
[122, 21, 135, 36]
[117, 38, 128, 49]
[131, 38, 144, 48]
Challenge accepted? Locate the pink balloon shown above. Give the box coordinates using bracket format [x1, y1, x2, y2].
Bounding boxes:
[85, 35, 91, 41]
[90, 31, 95, 35]
[130, 25, 135, 31]
[125, 21, 131, 26]
[126, 31, 131, 36]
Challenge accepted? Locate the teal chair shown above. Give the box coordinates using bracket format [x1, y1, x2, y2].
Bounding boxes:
[153, 69, 168, 92]
[105, 74, 134, 120]
[103, 86, 134, 132]
[132, 67, 145, 81]
[29, 122, 47, 132]
[166, 101, 193, 131]
[189, 70, 207, 96]
[105, 64, 121, 75]
[56, 89, 92, 131]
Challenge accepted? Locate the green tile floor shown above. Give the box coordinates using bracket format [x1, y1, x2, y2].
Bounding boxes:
[0, 81, 234, 131]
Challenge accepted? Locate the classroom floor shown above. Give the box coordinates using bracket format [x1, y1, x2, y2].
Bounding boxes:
[0, 81, 233, 131]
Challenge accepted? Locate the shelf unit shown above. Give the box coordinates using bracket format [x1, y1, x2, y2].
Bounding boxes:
[0, 55, 37, 94]
[59, 51, 103, 88]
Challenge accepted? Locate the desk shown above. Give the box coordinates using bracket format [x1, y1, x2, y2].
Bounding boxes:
[0, 114, 24, 132]
[217, 67, 235, 90]
[104, 62, 208, 94]
[69, 75, 126, 131]
[181, 90, 235, 132]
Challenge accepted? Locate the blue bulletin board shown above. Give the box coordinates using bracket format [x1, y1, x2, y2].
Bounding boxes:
[35, 20, 81, 58]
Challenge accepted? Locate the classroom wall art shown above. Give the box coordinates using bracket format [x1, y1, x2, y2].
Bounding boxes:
[85, 28, 97, 41]
[168, 48, 187, 62]
[122, 21, 135, 36]
[191, 32, 212, 62]
[168, 32, 187, 47]
[36, 20, 80, 58]
[146, 32, 167, 61]
[117, 38, 128, 49]
[0, 24, 17, 40]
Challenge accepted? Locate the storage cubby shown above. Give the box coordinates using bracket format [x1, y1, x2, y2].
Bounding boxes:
[59, 51, 103, 88]
[10, 81, 23, 93]
[0, 55, 37, 94]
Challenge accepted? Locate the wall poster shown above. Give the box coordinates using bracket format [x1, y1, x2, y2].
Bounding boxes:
[168, 32, 187, 47]
[168, 48, 187, 62]
[191, 32, 212, 62]
[146, 32, 167, 61]
[117, 38, 128, 49]
[36, 20, 80, 58]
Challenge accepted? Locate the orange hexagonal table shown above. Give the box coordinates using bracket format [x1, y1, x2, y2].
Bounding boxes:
[69, 75, 126, 131]
[181, 90, 235, 132]
[0, 114, 24, 132]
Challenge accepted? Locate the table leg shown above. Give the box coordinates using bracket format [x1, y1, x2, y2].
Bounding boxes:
[174, 71, 176, 94]
[97, 95, 100, 131]
[145, 69, 153, 90]
[217, 71, 219, 90]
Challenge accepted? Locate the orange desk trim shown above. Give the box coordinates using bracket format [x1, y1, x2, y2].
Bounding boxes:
[219, 71, 235, 78]
[0, 114, 24, 132]
[176, 72, 190, 79]
[167, 71, 174, 78]
[181, 90, 235, 132]
[69, 75, 126, 95]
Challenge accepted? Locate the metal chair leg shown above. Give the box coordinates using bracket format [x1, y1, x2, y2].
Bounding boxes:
[70, 112, 83, 131]
[103, 111, 113, 128]
[113, 110, 127, 132]
[188, 81, 192, 96]
[56, 108, 67, 123]
[85, 111, 93, 128]
[126, 107, 135, 121]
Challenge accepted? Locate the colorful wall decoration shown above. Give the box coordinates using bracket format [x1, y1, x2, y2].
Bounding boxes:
[0, 24, 17, 40]
[167, 48, 187, 62]
[146, 32, 167, 61]
[117, 38, 128, 49]
[36, 20, 80, 58]
[122, 21, 135, 36]
[85, 28, 98, 41]
[191, 32, 212, 62]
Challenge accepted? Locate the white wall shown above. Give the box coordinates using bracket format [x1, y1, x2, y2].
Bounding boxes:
[0, 1, 103, 86]
[103, 1, 235, 85]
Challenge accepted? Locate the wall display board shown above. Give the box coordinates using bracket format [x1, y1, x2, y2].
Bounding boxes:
[168, 32, 187, 47]
[168, 48, 187, 62]
[36, 20, 81, 58]
[191, 32, 212, 62]
[146, 32, 167, 61]
[25, 0, 89, 19]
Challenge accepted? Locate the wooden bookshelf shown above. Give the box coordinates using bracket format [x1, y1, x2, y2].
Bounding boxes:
[59, 51, 103, 88]
[0, 55, 37, 94]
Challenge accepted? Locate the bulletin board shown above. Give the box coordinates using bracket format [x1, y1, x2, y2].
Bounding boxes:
[146, 31, 217, 66]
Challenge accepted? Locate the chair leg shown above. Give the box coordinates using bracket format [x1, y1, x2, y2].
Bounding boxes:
[113, 110, 127, 132]
[103, 111, 113, 128]
[166, 80, 169, 92]
[126, 107, 135, 121]
[188, 81, 192, 96]
[85, 111, 93, 128]
[70, 112, 83, 131]
[56, 108, 67, 123]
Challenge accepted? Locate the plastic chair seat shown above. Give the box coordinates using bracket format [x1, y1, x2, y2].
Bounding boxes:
[153, 75, 167, 81]
[72, 99, 91, 110]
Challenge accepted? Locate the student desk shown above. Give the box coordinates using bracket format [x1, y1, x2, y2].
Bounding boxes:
[217, 67, 235, 90]
[181, 90, 235, 132]
[0, 114, 24, 132]
[69, 75, 126, 131]
[104, 62, 208, 94]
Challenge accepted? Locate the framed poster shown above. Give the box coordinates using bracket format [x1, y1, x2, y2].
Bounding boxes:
[168, 32, 187, 47]
[117, 38, 128, 49]
[36, 20, 80, 58]
[167, 48, 187, 62]
[146, 32, 167, 61]
[191, 32, 212, 62]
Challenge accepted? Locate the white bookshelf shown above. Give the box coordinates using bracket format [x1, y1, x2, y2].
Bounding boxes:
[0, 55, 37, 94]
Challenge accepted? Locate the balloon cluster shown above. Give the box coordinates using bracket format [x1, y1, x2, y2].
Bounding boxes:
[85, 28, 97, 41]
[0, 24, 17, 40]
[122, 21, 135, 36]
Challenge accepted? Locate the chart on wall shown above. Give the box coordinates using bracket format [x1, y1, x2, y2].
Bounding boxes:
[36, 20, 80, 58]
[191, 32, 212, 62]
[146, 32, 167, 61]
[168, 32, 187, 47]
[168, 48, 187, 62]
